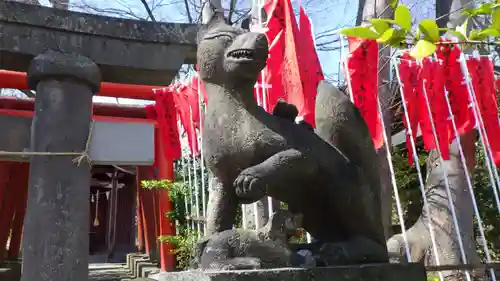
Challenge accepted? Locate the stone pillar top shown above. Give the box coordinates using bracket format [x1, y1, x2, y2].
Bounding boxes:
[27, 50, 102, 93]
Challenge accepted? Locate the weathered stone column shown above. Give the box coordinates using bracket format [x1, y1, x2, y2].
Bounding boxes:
[21, 50, 100, 281]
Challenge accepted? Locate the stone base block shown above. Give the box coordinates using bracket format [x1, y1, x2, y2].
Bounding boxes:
[155, 263, 426, 281]
[140, 265, 160, 278]
[0, 260, 22, 281]
[131, 258, 150, 277]
[127, 253, 148, 271]
[131, 256, 150, 276]
[134, 260, 156, 278]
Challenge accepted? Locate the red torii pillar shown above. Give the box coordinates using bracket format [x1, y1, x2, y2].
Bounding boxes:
[136, 181, 145, 253]
[156, 129, 176, 271]
[0, 162, 29, 262]
[7, 163, 30, 259]
[136, 167, 158, 260]
[0, 162, 14, 263]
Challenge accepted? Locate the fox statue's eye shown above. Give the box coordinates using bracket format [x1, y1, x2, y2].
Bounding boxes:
[204, 33, 233, 41]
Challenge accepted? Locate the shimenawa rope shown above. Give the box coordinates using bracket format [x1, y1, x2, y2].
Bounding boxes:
[0, 121, 94, 167]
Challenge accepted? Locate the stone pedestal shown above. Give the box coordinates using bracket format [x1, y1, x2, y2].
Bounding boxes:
[21, 50, 101, 281]
[155, 263, 426, 281]
[0, 260, 22, 281]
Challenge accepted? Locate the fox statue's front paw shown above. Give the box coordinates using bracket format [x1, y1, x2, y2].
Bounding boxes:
[233, 167, 267, 202]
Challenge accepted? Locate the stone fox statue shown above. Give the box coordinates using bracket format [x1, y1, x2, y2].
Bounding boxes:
[197, 7, 388, 265]
[190, 210, 300, 270]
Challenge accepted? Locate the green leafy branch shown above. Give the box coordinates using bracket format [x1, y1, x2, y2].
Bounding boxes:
[340, 0, 500, 58]
[141, 178, 190, 223]
[158, 229, 200, 269]
[141, 179, 172, 190]
[141, 160, 211, 269]
[141, 166, 201, 269]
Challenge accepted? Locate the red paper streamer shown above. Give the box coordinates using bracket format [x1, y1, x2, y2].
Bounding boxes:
[191, 72, 208, 107]
[346, 38, 384, 150]
[281, 0, 306, 121]
[419, 58, 451, 160]
[263, 0, 284, 41]
[260, 0, 321, 125]
[247, 0, 286, 112]
[185, 82, 201, 130]
[146, 89, 182, 162]
[397, 54, 422, 166]
[298, 7, 323, 127]
[261, 29, 286, 113]
[435, 43, 474, 139]
[155, 88, 182, 160]
[467, 57, 500, 167]
[172, 85, 200, 156]
[264, 0, 308, 121]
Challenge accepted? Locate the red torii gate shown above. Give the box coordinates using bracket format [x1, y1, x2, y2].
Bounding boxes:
[0, 69, 176, 271]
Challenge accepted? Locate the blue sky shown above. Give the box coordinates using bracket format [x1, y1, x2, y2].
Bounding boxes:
[32, 0, 438, 106]
[34, 0, 357, 104]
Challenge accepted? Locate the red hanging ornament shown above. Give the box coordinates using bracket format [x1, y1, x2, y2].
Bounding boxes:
[297, 6, 323, 127]
[419, 58, 451, 160]
[193, 66, 208, 106]
[346, 38, 384, 150]
[172, 85, 199, 156]
[152, 88, 182, 161]
[186, 82, 201, 130]
[435, 42, 474, 140]
[263, 0, 285, 41]
[281, 0, 306, 122]
[261, 29, 286, 113]
[398, 54, 422, 166]
[467, 57, 500, 167]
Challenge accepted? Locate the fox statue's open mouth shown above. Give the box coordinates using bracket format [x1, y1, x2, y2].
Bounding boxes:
[227, 48, 266, 62]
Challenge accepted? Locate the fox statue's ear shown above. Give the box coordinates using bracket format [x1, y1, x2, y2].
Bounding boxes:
[197, 0, 226, 43]
[201, 0, 224, 24]
[241, 15, 251, 30]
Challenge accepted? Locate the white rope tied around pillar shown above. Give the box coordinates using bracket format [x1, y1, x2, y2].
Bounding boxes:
[0, 120, 95, 167]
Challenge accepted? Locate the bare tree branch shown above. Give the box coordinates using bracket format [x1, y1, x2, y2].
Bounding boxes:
[72, 1, 148, 20]
[139, 0, 157, 21]
[227, 0, 238, 24]
[49, 0, 69, 9]
[20, 90, 36, 98]
[182, 0, 193, 23]
[13, 0, 41, 5]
